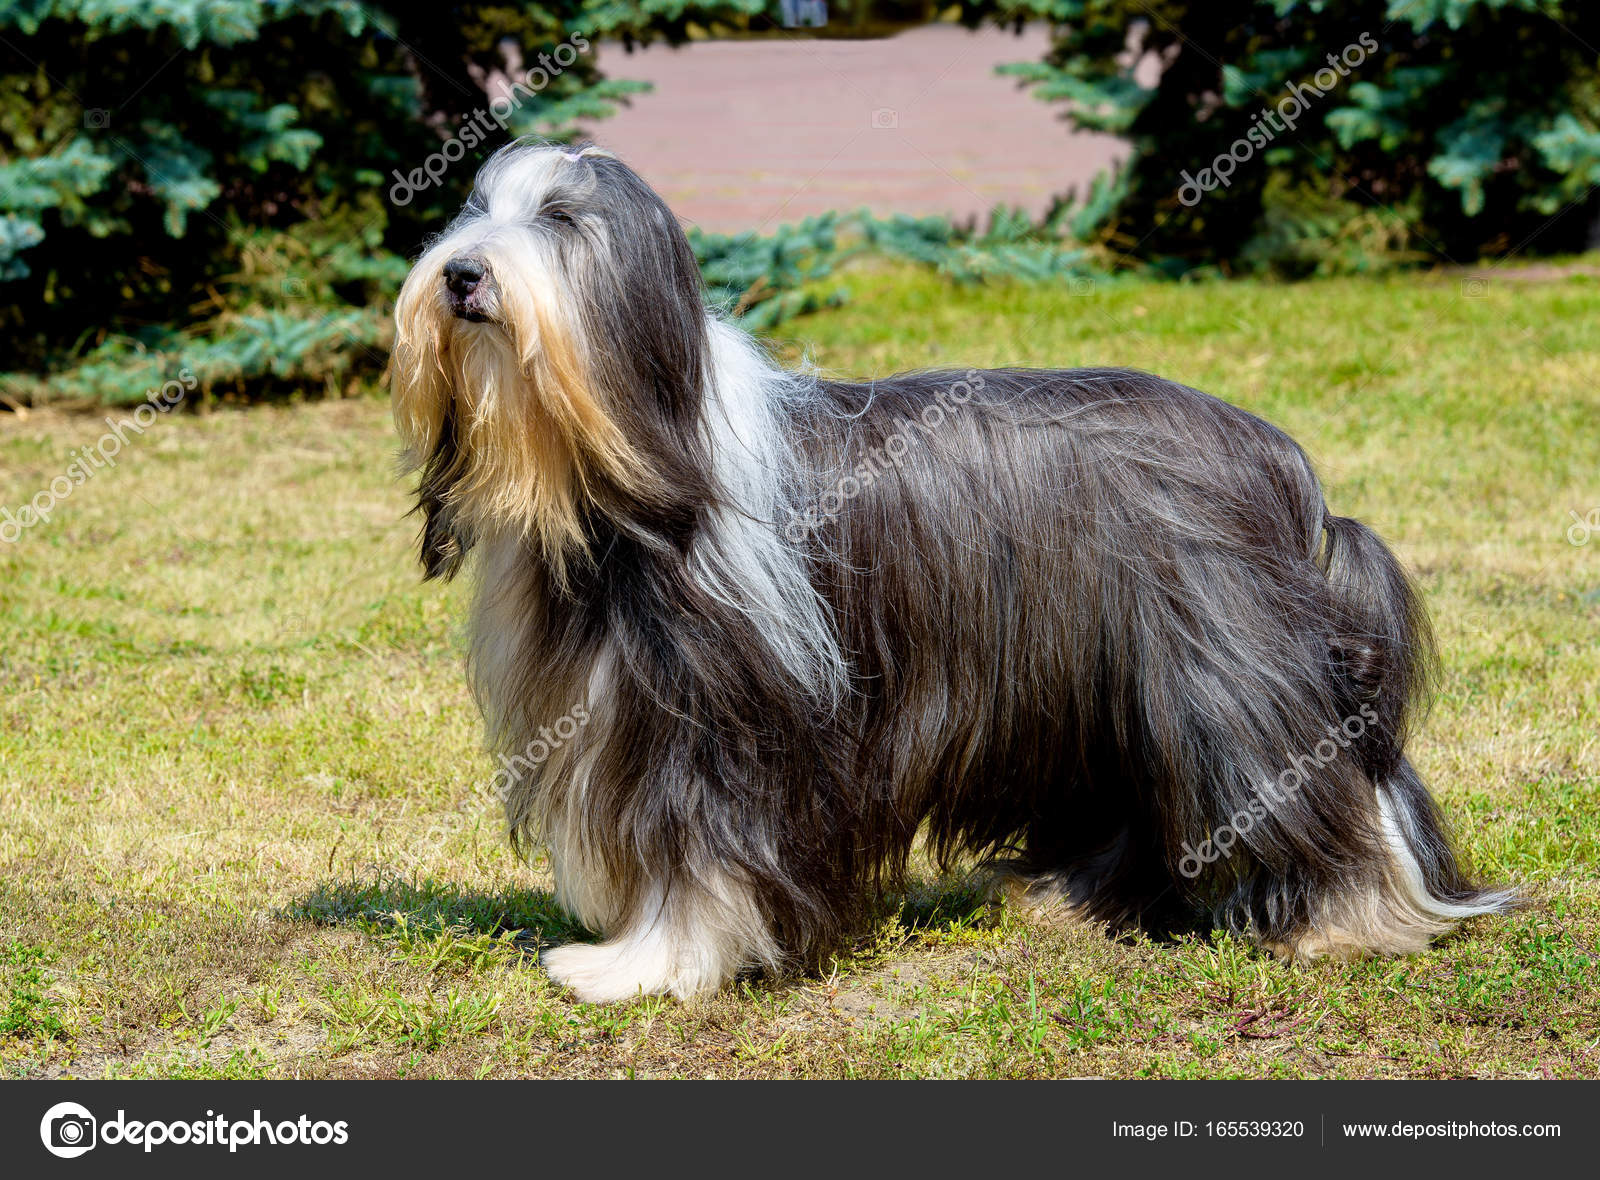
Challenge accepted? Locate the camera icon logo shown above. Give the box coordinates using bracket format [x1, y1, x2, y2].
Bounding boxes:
[40, 1101, 97, 1158]
[83, 108, 111, 130]
[870, 107, 898, 130]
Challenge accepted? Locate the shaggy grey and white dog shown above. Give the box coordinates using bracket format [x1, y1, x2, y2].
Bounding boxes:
[389, 140, 1509, 1003]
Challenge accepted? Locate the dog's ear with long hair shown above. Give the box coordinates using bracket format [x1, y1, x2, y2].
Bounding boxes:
[390, 253, 476, 580]
[412, 400, 474, 580]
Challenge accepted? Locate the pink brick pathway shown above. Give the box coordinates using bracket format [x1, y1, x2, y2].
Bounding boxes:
[583, 25, 1127, 232]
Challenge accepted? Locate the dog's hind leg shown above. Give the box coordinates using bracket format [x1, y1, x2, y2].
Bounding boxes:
[541, 869, 780, 1003]
[988, 828, 1182, 934]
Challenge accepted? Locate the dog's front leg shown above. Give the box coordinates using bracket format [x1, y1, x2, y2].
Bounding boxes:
[542, 872, 779, 1003]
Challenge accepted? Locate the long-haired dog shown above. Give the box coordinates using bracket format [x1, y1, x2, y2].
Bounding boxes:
[389, 141, 1510, 1002]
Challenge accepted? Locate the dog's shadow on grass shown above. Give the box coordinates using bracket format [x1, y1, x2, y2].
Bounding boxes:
[288, 872, 993, 970]
[891, 872, 992, 935]
[286, 877, 589, 962]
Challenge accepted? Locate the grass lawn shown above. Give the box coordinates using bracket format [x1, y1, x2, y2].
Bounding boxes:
[2, 264, 1597, 1079]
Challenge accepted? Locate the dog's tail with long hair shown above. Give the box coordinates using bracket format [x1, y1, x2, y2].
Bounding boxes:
[1320, 513, 1434, 744]
[1318, 513, 1515, 928]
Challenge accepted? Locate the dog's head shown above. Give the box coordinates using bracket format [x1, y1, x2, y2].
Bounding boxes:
[389, 141, 710, 579]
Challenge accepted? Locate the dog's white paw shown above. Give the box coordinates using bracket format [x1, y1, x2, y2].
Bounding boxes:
[541, 881, 769, 1003]
[542, 941, 688, 1004]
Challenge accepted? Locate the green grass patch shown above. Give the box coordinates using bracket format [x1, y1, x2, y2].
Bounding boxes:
[1, 266, 1596, 1078]
[1, 943, 68, 1043]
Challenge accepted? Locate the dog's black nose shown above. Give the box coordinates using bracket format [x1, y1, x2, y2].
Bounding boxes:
[443, 257, 485, 297]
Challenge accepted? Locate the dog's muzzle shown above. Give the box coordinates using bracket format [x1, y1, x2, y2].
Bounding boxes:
[443, 255, 493, 322]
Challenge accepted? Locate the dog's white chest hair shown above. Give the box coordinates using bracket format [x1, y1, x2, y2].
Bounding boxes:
[468, 536, 623, 933]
